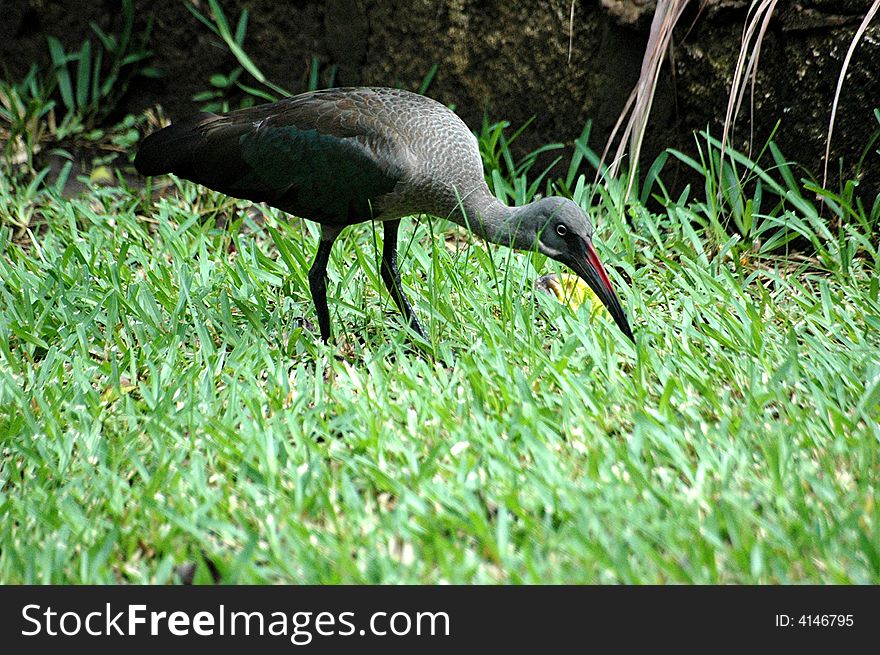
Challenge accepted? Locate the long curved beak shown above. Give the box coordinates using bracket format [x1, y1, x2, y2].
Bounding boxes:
[570, 241, 635, 342]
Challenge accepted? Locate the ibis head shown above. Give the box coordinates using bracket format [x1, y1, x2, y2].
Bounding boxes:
[500, 197, 634, 342]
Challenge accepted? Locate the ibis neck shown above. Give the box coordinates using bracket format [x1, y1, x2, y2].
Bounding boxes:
[451, 189, 530, 250]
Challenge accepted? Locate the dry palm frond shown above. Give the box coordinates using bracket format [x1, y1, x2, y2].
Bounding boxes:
[822, 0, 880, 190]
[600, 0, 692, 205]
[717, 0, 778, 203]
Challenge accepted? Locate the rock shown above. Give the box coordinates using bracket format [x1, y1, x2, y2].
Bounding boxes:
[3, 0, 876, 198]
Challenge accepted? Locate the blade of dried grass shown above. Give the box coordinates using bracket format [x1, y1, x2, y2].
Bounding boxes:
[600, 0, 691, 206]
[822, 0, 880, 190]
[718, 0, 777, 206]
[745, 1, 776, 155]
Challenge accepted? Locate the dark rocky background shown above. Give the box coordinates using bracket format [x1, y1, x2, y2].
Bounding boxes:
[2, 0, 877, 195]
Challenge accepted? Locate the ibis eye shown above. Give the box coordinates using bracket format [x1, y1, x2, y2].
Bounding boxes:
[556, 224, 568, 237]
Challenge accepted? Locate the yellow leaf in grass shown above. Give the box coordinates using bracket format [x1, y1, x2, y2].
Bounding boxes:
[535, 273, 603, 315]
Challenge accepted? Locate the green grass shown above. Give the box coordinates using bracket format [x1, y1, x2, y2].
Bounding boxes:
[0, 138, 878, 583]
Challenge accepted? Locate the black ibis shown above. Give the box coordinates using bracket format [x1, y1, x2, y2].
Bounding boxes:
[134, 87, 634, 343]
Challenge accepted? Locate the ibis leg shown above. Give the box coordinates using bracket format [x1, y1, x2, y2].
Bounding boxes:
[308, 226, 342, 343]
[380, 220, 426, 339]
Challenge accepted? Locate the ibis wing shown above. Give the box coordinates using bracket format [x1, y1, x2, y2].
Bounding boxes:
[135, 89, 407, 223]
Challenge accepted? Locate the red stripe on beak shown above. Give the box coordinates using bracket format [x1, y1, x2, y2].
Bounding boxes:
[585, 241, 616, 299]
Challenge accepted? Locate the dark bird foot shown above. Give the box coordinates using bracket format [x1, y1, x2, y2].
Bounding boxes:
[283, 316, 330, 354]
[294, 317, 316, 334]
[401, 328, 457, 369]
